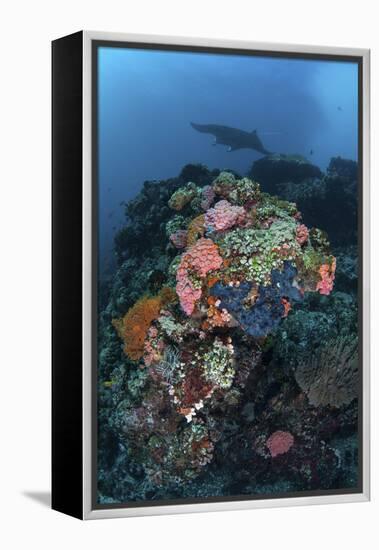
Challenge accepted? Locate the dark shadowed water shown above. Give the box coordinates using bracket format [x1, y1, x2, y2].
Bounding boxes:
[97, 47, 358, 275]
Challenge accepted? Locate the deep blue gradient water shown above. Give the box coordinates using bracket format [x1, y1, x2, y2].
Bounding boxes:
[98, 46, 358, 275]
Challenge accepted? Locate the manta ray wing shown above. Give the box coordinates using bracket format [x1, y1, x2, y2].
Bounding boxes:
[191, 122, 272, 155]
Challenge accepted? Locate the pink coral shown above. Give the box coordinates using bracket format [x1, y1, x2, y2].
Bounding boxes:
[175, 279, 202, 316]
[296, 224, 309, 245]
[176, 238, 223, 315]
[143, 327, 165, 367]
[316, 258, 336, 296]
[200, 185, 215, 211]
[205, 200, 246, 231]
[266, 431, 294, 457]
[170, 230, 187, 249]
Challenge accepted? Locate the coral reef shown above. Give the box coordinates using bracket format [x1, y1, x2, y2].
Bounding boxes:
[98, 158, 359, 504]
[295, 336, 358, 407]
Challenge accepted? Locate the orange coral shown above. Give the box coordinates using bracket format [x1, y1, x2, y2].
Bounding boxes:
[207, 276, 219, 288]
[112, 287, 176, 361]
[187, 214, 205, 246]
[204, 295, 231, 328]
[112, 296, 162, 361]
[281, 297, 292, 317]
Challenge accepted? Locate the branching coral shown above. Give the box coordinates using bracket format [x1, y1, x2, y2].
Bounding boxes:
[295, 335, 358, 407]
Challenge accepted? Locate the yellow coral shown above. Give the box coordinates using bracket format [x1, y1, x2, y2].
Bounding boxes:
[187, 214, 205, 246]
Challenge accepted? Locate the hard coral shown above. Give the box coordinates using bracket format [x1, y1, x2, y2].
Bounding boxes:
[187, 214, 205, 246]
[266, 431, 294, 457]
[296, 223, 309, 245]
[176, 238, 223, 315]
[169, 230, 187, 249]
[168, 182, 198, 211]
[200, 185, 215, 210]
[205, 200, 246, 231]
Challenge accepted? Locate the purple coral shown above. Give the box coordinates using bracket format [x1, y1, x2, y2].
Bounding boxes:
[169, 230, 187, 249]
[200, 185, 215, 211]
[205, 200, 246, 231]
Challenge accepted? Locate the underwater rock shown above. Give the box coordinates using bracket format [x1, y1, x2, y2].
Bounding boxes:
[114, 164, 218, 264]
[327, 156, 358, 180]
[334, 246, 358, 293]
[249, 153, 322, 194]
[268, 157, 358, 247]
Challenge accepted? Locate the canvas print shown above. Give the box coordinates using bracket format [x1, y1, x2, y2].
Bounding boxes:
[95, 44, 361, 507]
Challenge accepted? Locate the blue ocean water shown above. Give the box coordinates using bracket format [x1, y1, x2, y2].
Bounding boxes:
[98, 46, 358, 275]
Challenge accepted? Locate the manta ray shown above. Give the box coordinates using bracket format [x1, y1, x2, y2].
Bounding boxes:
[191, 122, 272, 155]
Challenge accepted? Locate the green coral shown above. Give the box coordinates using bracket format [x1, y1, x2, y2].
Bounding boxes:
[158, 314, 186, 340]
[168, 182, 199, 211]
[228, 177, 261, 205]
[220, 218, 300, 285]
[256, 193, 298, 221]
[202, 338, 235, 390]
[165, 215, 187, 237]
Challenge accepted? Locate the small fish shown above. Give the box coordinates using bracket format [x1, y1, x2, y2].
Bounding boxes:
[337, 106, 343, 111]
[309, 149, 313, 156]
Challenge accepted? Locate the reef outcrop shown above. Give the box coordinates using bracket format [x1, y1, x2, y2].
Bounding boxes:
[98, 157, 359, 504]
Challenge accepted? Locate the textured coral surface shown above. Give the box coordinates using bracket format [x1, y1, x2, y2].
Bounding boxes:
[98, 157, 359, 505]
[266, 431, 295, 457]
